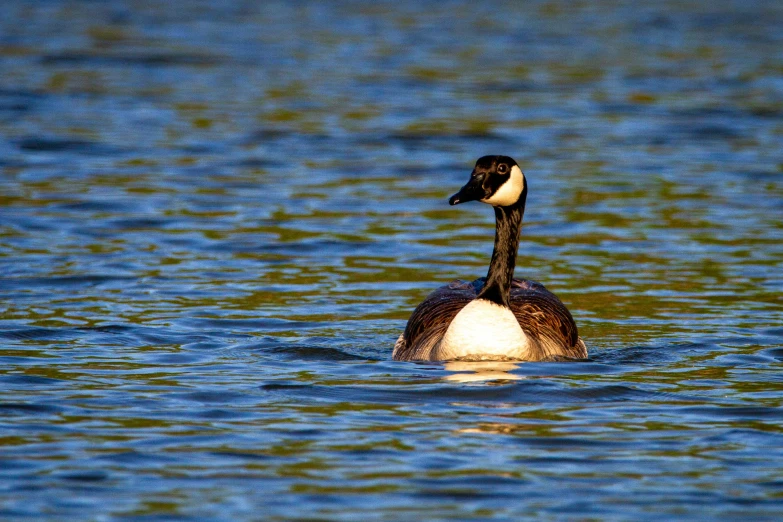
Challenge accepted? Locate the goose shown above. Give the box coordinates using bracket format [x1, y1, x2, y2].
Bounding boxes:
[393, 155, 587, 362]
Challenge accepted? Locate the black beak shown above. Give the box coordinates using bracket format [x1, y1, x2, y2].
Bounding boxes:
[449, 172, 485, 205]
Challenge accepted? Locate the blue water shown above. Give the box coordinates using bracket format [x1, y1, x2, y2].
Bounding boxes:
[1, 1, 783, 519]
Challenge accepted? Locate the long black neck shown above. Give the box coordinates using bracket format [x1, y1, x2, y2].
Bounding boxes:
[477, 188, 527, 308]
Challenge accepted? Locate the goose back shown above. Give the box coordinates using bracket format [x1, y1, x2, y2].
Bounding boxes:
[393, 277, 587, 361]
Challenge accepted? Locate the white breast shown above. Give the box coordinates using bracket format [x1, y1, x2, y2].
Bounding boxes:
[433, 299, 530, 361]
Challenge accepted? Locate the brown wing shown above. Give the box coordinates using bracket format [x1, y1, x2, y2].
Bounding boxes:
[393, 278, 587, 362]
[392, 280, 478, 361]
[509, 278, 587, 360]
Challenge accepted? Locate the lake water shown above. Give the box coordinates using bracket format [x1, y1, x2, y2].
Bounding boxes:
[1, 1, 783, 519]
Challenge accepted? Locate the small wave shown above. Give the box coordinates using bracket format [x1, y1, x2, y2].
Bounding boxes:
[259, 380, 671, 405]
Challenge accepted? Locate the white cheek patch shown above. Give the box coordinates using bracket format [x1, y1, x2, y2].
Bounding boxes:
[482, 165, 525, 207]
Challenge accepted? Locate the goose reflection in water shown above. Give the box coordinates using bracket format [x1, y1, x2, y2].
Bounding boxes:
[442, 360, 524, 383]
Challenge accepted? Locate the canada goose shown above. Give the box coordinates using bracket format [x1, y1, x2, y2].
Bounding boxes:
[393, 155, 587, 362]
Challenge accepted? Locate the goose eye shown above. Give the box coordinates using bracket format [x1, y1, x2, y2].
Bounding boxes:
[497, 164, 508, 174]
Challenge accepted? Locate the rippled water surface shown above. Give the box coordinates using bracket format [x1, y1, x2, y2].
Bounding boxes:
[2, 1, 783, 519]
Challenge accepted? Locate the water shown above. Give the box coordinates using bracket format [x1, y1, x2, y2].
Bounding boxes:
[1, 0, 782, 519]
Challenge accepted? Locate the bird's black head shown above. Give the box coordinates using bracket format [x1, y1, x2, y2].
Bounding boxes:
[449, 155, 526, 207]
